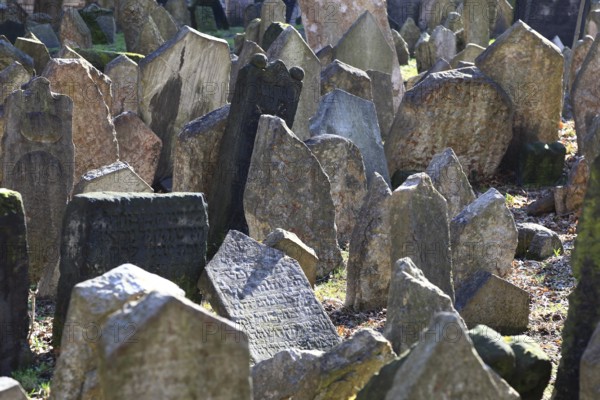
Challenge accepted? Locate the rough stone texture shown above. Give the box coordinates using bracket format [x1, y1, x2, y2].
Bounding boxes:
[384, 312, 521, 399]
[310, 89, 389, 186]
[98, 292, 252, 400]
[266, 25, 319, 141]
[53, 192, 209, 347]
[0, 37, 34, 74]
[165, 0, 191, 27]
[117, 0, 178, 54]
[14, 36, 50, 73]
[400, 17, 420, 55]
[384, 258, 457, 354]
[0, 61, 30, 106]
[345, 173, 392, 311]
[0, 377, 27, 400]
[244, 116, 343, 277]
[475, 20, 563, 162]
[555, 154, 600, 399]
[582, 114, 600, 165]
[0, 190, 29, 376]
[50, 264, 185, 400]
[245, 17, 261, 43]
[581, 321, 600, 400]
[42, 58, 117, 182]
[105, 54, 138, 116]
[455, 270, 530, 335]
[251, 329, 395, 400]
[138, 26, 230, 183]
[463, 0, 491, 46]
[172, 104, 230, 197]
[430, 25, 456, 63]
[516, 222, 563, 261]
[263, 228, 318, 287]
[201, 230, 341, 363]
[305, 134, 367, 247]
[572, 35, 600, 151]
[320, 59, 372, 100]
[113, 112, 162, 186]
[451, 188, 518, 288]
[426, 147, 476, 218]
[258, 0, 286, 45]
[59, 8, 92, 49]
[80, 3, 116, 45]
[388, 173, 454, 300]
[555, 156, 589, 216]
[366, 69, 395, 141]
[507, 336, 552, 400]
[449, 42, 485, 69]
[73, 161, 153, 195]
[207, 55, 302, 254]
[469, 325, 516, 381]
[392, 29, 409, 65]
[385, 67, 513, 180]
[569, 35, 593, 92]
[0, 78, 73, 296]
[228, 40, 265, 102]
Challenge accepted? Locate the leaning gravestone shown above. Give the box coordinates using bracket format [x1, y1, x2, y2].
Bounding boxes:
[320, 59, 373, 100]
[572, 34, 600, 151]
[138, 25, 230, 183]
[14, 36, 50, 73]
[400, 17, 420, 55]
[0, 37, 34, 74]
[53, 192, 209, 347]
[263, 228, 318, 287]
[568, 35, 593, 92]
[0, 189, 29, 376]
[366, 69, 395, 140]
[207, 54, 302, 254]
[58, 7, 92, 49]
[201, 230, 341, 363]
[258, 0, 286, 44]
[310, 89, 390, 186]
[73, 161, 153, 195]
[0, 77, 73, 294]
[463, 0, 491, 46]
[0, 61, 30, 109]
[105, 54, 138, 115]
[244, 116, 343, 277]
[228, 40, 265, 102]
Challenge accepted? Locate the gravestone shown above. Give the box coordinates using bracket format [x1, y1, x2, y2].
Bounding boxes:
[113, 112, 162, 186]
[494, 0, 513, 36]
[581, 321, 600, 400]
[0, 77, 73, 295]
[310, 89, 390, 186]
[450, 43, 485, 68]
[138, 25, 230, 183]
[53, 192, 209, 347]
[514, 0, 582, 44]
[392, 30, 410, 65]
[414, 32, 434, 72]
[73, 161, 153, 194]
[263, 228, 318, 287]
[59, 8, 92, 49]
[195, 6, 218, 32]
[419, 0, 458, 31]
[117, 0, 178, 54]
[388, 173, 454, 300]
[0, 190, 29, 376]
[463, 0, 491, 46]
[0, 38, 34, 74]
[99, 292, 252, 400]
[165, 0, 191, 27]
[51, 264, 186, 400]
[388, 0, 420, 28]
[267, 25, 319, 141]
[14, 36, 50, 73]
[555, 156, 589, 216]
[172, 104, 230, 196]
[516, 222, 563, 261]
[79, 3, 116, 45]
[42, 58, 117, 181]
[445, 11, 463, 32]
[244, 115, 343, 277]
[259, 0, 286, 44]
[228, 40, 265, 102]
[430, 24, 457, 62]
[572, 34, 600, 151]
[385, 67, 513, 180]
[568, 35, 593, 92]
[451, 188, 518, 289]
[367, 69, 395, 141]
[105, 55, 138, 115]
[207, 54, 302, 254]
[201, 230, 341, 363]
[320, 60, 372, 100]
[400, 17, 421, 55]
[0, 61, 30, 106]
[27, 23, 60, 49]
[305, 134, 367, 247]
[345, 173, 392, 311]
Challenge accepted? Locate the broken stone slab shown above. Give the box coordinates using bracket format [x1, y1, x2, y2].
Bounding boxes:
[320, 59, 372, 100]
[73, 161, 153, 195]
[450, 43, 485, 69]
[516, 222, 563, 260]
[263, 228, 318, 287]
[14, 35, 50, 73]
[469, 325, 516, 382]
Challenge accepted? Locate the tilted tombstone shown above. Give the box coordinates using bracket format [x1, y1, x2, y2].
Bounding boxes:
[0, 189, 29, 376]
[259, 0, 286, 44]
[263, 228, 318, 287]
[400, 17, 421, 55]
[201, 230, 341, 363]
[244, 116, 343, 277]
[58, 7, 92, 49]
[207, 54, 302, 254]
[53, 192, 209, 347]
[104, 54, 138, 116]
[572, 34, 600, 151]
[568, 35, 593, 93]
[228, 40, 265, 102]
[138, 25, 230, 183]
[14, 36, 50, 73]
[366, 69, 395, 141]
[0, 77, 73, 294]
[0, 61, 30, 113]
[463, 0, 492, 46]
[73, 161, 153, 195]
[0, 37, 34, 74]
[320, 59, 372, 100]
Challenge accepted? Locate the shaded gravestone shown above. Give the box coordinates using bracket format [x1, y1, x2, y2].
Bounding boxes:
[366, 69, 395, 141]
[384, 258, 457, 354]
[463, 0, 492, 46]
[79, 3, 116, 45]
[117, 0, 178, 54]
[165, 0, 191, 27]
[244, 116, 343, 277]
[392, 29, 410, 65]
[14, 36, 50, 73]
[346, 172, 392, 311]
[0, 61, 30, 106]
[494, 0, 513, 36]
[267, 26, 319, 141]
[555, 156, 589, 216]
[310, 89, 390, 186]
[105, 54, 138, 115]
[514, 0, 582, 44]
[207, 54, 302, 254]
[201, 230, 341, 363]
[73, 161, 153, 194]
[172, 104, 230, 196]
[0, 190, 29, 376]
[320, 60, 372, 100]
[53, 192, 209, 347]
[228, 40, 265, 102]
[259, 0, 286, 45]
[51, 264, 186, 400]
[385, 67, 513, 180]
[581, 321, 600, 400]
[451, 188, 518, 288]
[59, 8, 92, 49]
[388, 173, 454, 300]
[516, 222, 563, 261]
[305, 134, 367, 247]
[195, 6, 218, 32]
[0, 77, 73, 295]
[113, 112, 162, 186]
[99, 292, 252, 400]
[445, 11, 463, 32]
[28, 24, 60, 49]
[263, 228, 318, 287]
[388, 0, 420, 28]
[245, 17, 261, 43]
[262, 22, 290, 51]
[400, 17, 421, 55]
[139, 25, 230, 183]
[572, 34, 600, 151]
[419, 0, 458, 31]
[414, 32, 434, 72]
[0, 38, 34, 74]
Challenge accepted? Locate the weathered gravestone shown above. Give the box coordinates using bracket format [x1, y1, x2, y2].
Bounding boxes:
[320, 59, 372, 100]
[27, 23, 60, 49]
[53, 192, 209, 347]
[0, 37, 34, 74]
[568, 35, 593, 93]
[165, 0, 191, 27]
[345, 172, 392, 311]
[73, 161, 153, 195]
[267, 25, 319, 141]
[0, 190, 29, 376]
[0, 77, 73, 295]
[105, 54, 138, 116]
[572, 33, 600, 151]
[244, 116, 343, 277]
[259, 0, 286, 44]
[0, 61, 30, 112]
[463, 0, 493, 46]
[263, 228, 318, 287]
[228, 40, 265, 102]
[385, 67, 513, 180]
[514, 0, 583, 44]
[14, 36, 50, 73]
[400, 17, 421, 55]
[139, 25, 230, 183]
[516, 222, 563, 261]
[367, 69, 395, 141]
[201, 230, 341, 363]
[79, 3, 116, 45]
[449, 42, 485, 68]
[207, 54, 302, 254]
[388, 0, 420, 28]
[419, 0, 458, 31]
[555, 156, 589, 216]
[581, 321, 600, 400]
[310, 89, 390, 186]
[59, 7, 92, 49]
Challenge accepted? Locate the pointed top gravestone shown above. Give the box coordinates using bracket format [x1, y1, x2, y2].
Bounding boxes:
[105, 54, 138, 116]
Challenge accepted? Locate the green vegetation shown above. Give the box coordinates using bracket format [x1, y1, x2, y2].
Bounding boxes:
[12, 363, 52, 398]
[400, 58, 418, 80]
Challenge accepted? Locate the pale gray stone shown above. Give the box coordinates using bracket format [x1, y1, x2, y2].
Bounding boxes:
[264, 228, 318, 287]
[0, 377, 27, 400]
[105, 55, 138, 116]
[259, 0, 286, 45]
[0, 61, 30, 106]
[320, 59, 372, 100]
[73, 161, 153, 195]
[450, 43, 485, 69]
[366, 69, 395, 141]
[419, 0, 458, 31]
[400, 17, 421, 55]
[463, 0, 491, 46]
[431, 25, 456, 63]
[228, 40, 265, 102]
[516, 222, 563, 261]
[392, 29, 409, 65]
[14, 36, 50, 73]
[117, 0, 178, 54]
